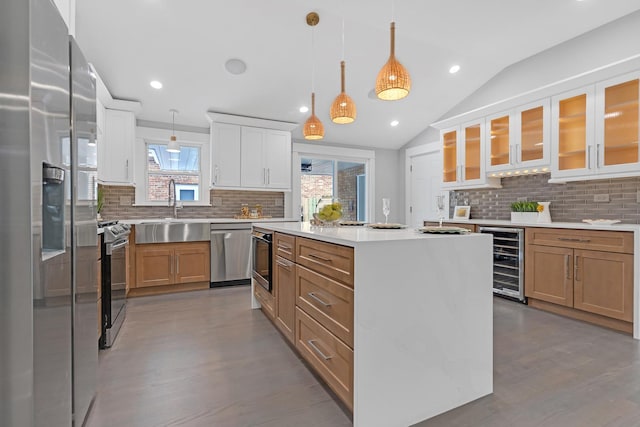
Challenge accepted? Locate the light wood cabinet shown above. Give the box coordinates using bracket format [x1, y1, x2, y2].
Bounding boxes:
[274, 256, 296, 343]
[267, 232, 355, 409]
[525, 227, 634, 332]
[135, 242, 210, 288]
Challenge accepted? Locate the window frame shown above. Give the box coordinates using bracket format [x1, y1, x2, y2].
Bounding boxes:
[134, 126, 211, 206]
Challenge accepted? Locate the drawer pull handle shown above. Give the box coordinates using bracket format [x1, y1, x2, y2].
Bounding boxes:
[278, 244, 292, 251]
[276, 260, 291, 271]
[307, 339, 333, 361]
[575, 255, 580, 281]
[308, 292, 332, 307]
[308, 253, 332, 262]
[557, 237, 591, 243]
[565, 254, 570, 280]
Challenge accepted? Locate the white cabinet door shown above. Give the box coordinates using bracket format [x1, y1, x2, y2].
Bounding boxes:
[240, 127, 266, 188]
[264, 130, 291, 189]
[98, 109, 134, 184]
[594, 72, 640, 176]
[211, 123, 241, 187]
[512, 99, 550, 170]
[550, 86, 596, 180]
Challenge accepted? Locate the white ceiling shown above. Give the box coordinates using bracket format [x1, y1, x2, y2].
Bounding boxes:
[75, 0, 640, 149]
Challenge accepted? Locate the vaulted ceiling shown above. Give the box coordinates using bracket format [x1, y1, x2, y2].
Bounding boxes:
[75, 0, 640, 149]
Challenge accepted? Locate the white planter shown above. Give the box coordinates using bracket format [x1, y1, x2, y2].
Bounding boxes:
[511, 212, 539, 223]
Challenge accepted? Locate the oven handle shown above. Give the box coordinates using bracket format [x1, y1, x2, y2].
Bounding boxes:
[106, 240, 128, 255]
[252, 235, 271, 245]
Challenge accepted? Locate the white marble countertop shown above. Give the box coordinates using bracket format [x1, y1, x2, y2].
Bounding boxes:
[121, 217, 299, 225]
[254, 221, 484, 247]
[426, 218, 640, 232]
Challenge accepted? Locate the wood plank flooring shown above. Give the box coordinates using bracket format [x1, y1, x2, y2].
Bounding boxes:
[86, 287, 640, 427]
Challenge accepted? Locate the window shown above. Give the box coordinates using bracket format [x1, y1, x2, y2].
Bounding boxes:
[146, 143, 201, 202]
[134, 126, 210, 206]
[292, 143, 375, 222]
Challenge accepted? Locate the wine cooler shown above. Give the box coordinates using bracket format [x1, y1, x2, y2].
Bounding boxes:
[478, 226, 525, 303]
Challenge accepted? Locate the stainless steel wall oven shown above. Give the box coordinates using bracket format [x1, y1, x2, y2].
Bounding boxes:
[252, 229, 272, 293]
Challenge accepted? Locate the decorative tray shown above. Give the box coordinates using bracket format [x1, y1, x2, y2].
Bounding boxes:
[339, 221, 367, 226]
[418, 226, 470, 234]
[582, 219, 621, 226]
[367, 223, 408, 229]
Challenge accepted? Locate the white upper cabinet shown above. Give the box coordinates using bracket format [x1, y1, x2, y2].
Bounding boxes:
[207, 113, 295, 191]
[594, 72, 640, 176]
[486, 99, 550, 174]
[98, 109, 135, 185]
[211, 123, 241, 187]
[240, 127, 292, 190]
[550, 72, 640, 182]
[550, 86, 596, 180]
[441, 121, 499, 189]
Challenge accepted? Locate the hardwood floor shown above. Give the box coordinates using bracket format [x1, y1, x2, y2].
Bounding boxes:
[85, 286, 352, 427]
[86, 288, 640, 427]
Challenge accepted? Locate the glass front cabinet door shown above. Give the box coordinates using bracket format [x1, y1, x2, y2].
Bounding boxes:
[595, 73, 640, 176]
[486, 100, 550, 174]
[441, 121, 499, 189]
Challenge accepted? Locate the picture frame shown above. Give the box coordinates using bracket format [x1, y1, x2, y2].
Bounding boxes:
[453, 205, 471, 221]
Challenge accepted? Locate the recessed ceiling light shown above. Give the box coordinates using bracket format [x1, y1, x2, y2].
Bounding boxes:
[390, 120, 399, 127]
[150, 80, 163, 89]
[449, 65, 461, 74]
[299, 106, 309, 113]
[225, 58, 247, 75]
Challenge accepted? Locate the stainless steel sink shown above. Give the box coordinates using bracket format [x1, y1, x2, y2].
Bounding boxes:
[135, 222, 210, 244]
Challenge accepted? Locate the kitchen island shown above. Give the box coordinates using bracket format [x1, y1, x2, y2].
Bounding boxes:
[252, 222, 493, 427]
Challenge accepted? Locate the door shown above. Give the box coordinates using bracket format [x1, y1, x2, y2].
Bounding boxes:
[264, 130, 291, 189]
[441, 128, 458, 183]
[211, 123, 241, 187]
[573, 249, 633, 321]
[408, 148, 445, 228]
[135, 245, 173, 287]
[174, 242, 210, 284]
[525, 245, 574, 307]
[275, 256, 296, 344]
[551, 86, 596, 179]
[595, 74, 640, 175]
[486, 112, 512, 171]
[241, 126, 266, 187]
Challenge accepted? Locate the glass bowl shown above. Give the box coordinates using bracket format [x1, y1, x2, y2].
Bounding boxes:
[313, 199, 343, 226]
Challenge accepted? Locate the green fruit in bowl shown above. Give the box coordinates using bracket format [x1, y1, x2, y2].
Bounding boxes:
[317, 201, 342, 221]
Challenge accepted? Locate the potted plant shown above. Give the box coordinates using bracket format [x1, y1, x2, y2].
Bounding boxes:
[510, 201, 539, 223]
[97, 186, 104, 220]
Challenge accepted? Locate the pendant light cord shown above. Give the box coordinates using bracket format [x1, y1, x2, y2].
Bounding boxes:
[311, 25, 316, 93]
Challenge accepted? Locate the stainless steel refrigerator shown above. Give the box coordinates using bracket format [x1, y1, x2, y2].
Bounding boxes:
[0, 0, 98, 425]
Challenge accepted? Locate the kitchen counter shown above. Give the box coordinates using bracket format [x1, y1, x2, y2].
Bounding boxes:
[255, 221, 486, 247]
[122, 217, 299, 225]
[427, 218, 640, 232]
[254, 222, 493, 426]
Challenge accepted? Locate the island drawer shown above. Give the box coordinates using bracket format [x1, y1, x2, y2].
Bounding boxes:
[296, 265, 354, 347]
[295, 307, 353, 410]
[274, 232, 295, 261]
[296, 237, 354, 287]
[254, 281, 275, 320]
[526, 228, 633, 254]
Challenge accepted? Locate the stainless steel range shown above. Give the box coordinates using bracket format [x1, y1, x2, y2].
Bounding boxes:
[100, 221, 131, 348]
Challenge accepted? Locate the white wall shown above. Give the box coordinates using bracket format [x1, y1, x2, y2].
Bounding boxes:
[374, 149, 402, 223]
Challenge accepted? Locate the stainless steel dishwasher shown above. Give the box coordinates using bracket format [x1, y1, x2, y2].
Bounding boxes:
[210, 223, 252, 287]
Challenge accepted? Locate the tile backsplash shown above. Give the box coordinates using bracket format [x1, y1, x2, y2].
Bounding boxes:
[99, 186, 285, 220]
[452, 173, 640, 224]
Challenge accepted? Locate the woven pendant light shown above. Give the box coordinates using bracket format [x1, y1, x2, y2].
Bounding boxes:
[304, 92, 324, 140]
[330, 11, 356, 124]
[375, 21, 411, 101]
[303, 12, 324, 140]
